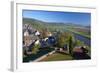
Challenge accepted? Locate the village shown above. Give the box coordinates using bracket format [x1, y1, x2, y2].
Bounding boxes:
[23, 23, 90, 62]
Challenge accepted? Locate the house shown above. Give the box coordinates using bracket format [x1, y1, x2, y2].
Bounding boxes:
[23, 24, 28, 30]
[23, 24, 36, 34]
[40, 39, 48, 48]
[35, 30, 40, 36]
[73, 46, 88, 53]
[34, 40, 40, 45]
[44, 38, 48, 41]
[24, 30, 29, 36]
[28, 41, 35, 52]
[61, 44, 68, 51]
[23, 30, 32, 47]
[39, 36, 56, 48]
[73, 46, 83, 53]
[23, 30, 39, 47]
[47, 32, 52, 37]
[47, 36, 56, 46]
[72, 46, 90, 59]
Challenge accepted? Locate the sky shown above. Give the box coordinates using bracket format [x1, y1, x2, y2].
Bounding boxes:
[23, 10, 91, 26]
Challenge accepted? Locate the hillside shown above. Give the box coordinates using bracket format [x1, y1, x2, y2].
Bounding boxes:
[23, 18, 90, 38]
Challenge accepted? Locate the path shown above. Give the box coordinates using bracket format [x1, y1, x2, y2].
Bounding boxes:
[33, 50, 56, 62]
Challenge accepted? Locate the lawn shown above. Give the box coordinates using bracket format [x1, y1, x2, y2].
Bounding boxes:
[40, 52, 73, 61]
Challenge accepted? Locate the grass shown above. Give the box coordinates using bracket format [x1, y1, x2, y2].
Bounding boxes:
[40, 52, 73, 61]
[23, 48, 55, 62]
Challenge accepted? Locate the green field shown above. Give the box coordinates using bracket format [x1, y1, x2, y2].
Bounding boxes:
[40, 52, 73, 61]
[66, 28, 90, 39]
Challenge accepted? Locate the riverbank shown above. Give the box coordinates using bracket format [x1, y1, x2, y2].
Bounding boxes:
[67, 29, 90, 39]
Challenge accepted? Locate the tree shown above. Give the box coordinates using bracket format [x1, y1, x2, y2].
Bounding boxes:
[57, 32, 68, 48]
[68, 36, 73, 54]
[74, 40, 84, 46]
[32, 44, 40, 54]
[67, 34, 75, 55]
[56, 32, 76, 54]
[40, 28, 49, 39]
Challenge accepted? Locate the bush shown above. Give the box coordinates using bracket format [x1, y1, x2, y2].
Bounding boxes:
[32, 44, 40, 54]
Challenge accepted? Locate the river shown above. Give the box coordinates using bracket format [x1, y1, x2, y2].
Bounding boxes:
[73, 33, 90, 46]
[65, 29, 90, 46]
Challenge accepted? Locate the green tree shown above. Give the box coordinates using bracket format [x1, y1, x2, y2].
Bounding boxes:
[68, 36, 73, 54]
[57, 32, 68, 48]
[40, 28, 49, 39]
[67, 34, 75, 55]
[75, 40, 84, 46]
[32, 44, 40, 54]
